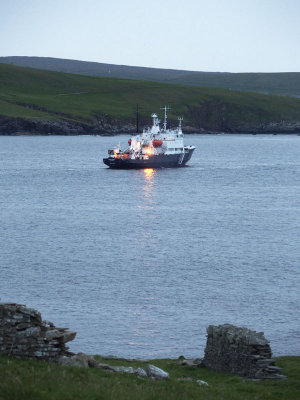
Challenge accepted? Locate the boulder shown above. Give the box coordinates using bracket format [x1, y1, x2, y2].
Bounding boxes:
[111, 366, 135, 374]
[176, 357, 203, 367]
[135, 367, 147, 378]
[146, 364, 169, 380]
[57, 354, 89, 368]
[196, 379, 209, 386]
[59, 353, 104, 368]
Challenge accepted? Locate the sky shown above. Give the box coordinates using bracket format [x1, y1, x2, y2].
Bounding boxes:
[0, 0, 299, 73]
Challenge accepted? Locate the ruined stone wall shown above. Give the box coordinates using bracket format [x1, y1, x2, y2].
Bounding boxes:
[203, 324, 285, 379]
[0, 303, 76, 361]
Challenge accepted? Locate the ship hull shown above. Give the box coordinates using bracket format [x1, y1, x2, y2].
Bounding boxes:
[103, 148, 195, 169]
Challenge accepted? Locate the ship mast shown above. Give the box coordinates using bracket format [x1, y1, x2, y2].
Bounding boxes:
[160, 105, 170, 131]
[136, 104, 139, 133]
[178, 117, 183, 130]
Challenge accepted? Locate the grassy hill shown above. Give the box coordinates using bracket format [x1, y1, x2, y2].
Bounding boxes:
[0, 355, 299, 400]
[1, 63, 300, 134]
[1, 56, 300, 97]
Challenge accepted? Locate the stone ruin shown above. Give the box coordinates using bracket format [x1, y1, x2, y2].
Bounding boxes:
[0, 303, 76, 361]
[202, 324, 286, 379]
[0, 304, 287, 380]
[0, 302, 169, 380]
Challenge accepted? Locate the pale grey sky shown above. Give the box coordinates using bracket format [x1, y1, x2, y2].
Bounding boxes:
[0, 0, 299, 72]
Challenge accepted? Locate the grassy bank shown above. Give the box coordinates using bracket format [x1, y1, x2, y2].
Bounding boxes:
[1, 63, 300, 133]
[0, 355, 299, 400]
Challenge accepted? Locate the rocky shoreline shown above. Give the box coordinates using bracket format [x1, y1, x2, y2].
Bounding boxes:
[1, 115, 300, 135]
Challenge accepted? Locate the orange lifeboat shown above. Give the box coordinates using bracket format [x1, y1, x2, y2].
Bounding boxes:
[128, 139, 132, 145]
[152, 139, 163, 147]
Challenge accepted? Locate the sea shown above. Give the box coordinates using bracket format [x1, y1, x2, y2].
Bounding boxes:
[0, 134, 299, 359]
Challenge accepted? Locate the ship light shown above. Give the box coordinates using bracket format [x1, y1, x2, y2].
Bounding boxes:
[145, 147, 153, 155]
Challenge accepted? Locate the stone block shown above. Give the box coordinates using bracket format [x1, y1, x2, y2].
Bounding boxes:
[0, 303, 76, 361]
[203, 324, 285, 380]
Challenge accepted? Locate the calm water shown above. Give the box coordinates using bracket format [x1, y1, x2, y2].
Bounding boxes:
[0, 134, 299, 358]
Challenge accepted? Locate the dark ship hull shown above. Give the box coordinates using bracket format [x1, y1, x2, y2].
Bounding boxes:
[103, 147, 195, 169]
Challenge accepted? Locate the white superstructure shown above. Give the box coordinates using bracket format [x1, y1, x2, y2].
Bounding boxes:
[128, 106, 186, 160]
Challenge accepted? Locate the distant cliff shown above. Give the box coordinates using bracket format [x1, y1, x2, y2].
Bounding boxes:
[0, 115, 136, 136]
[1, 114, 300, 135]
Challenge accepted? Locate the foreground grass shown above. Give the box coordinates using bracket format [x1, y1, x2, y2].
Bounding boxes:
[0, 355, 299, 400]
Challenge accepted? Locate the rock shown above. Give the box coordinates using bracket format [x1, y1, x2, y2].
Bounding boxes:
[59, 331, 77, 343]
[177, 358, 196, 366]
[95, 363, 115, 372]
[76, 353, 100, 368]
[57, 353, 99, 368]
[111, 366, 135, 374]
[18, 306, 42, 321]
[135, 367, 147, 378]
[248, 333, 269, 346]
[98, 355, 151, 362]
[56, 356, 149, 377]
[176, 357, 203, 366]
[43, 320, 54, 328]
[95, 364, 147, 377]
[45, 329, 61, 339]
[196, 379, 209, 386]
[86, 355, 100, 368]
[23, 327, 41, 337]
[146, 364, 169, 380]
[57, 354, 89, 368]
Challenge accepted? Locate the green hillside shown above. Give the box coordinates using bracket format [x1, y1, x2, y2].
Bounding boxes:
[1, 56, 300, 97]
[1, 63, 300, 134]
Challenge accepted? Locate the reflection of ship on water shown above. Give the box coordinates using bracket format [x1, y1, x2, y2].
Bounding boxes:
[143, 168, 155, 177]
[103, 107, 195, 169]
[136, 168, 158, 263]
[138, 169, 155, 211]
[143, 168, 155, 187]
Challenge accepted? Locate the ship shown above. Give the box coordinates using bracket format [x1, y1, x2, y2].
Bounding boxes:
[103, 106, 195, 169]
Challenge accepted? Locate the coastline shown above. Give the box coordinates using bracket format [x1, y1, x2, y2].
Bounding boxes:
[1, 115, 300, 136]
